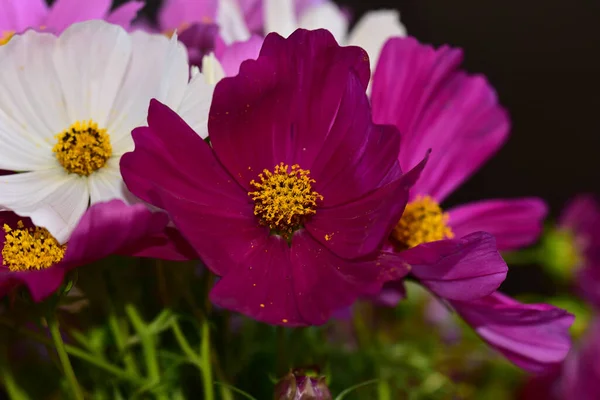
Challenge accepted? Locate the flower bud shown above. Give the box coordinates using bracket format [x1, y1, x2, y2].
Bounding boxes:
[274, 370, 332, 400]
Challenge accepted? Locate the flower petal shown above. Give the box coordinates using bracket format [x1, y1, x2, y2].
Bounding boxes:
[306, 153, 427, 259]
[371, 37, 509, 202]
[297, 2, 348, 45]
[178, 22, 219, 67]
[158, 0, 218, 30]
[175, 68, 215, 139]
[215, 35, 263, 77]
[87, 157, 136, 205]
[105, 1, 144, 29]
[0, 30, 68, 171]
[346, 10, 406, 70]
[559, 194, 600, 238]
[108, 30, 188, 151]
[62, 200, 169, 266]
[448, 198, 548, 252]
[0, 0, 48, 32]
[123, 226, 198, 261]
[0, 266, 66, 302]
[291, 230, 409, 325]
[264, 0, 297, 37]
[216, 0, 251, 44]
[0, 169, 89, 243]
[44, 0, 111, 33]
[209, 29, 370, 191]
[406, 232, 508, 301]
[209, 233, 300, 325]
[120, 100, 259, 276]
[450, 292, 574, 373]
[53, 20, 132, 128]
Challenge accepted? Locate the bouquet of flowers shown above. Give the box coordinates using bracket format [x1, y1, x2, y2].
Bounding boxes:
[0, 0, 593, 399]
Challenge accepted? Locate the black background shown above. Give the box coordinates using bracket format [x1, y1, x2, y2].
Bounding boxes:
[78, 0, 600, 216]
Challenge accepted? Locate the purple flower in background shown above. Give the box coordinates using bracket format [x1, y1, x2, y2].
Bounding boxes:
[555, 195, 600, 307]
[121, 29, 426, 326]
[274, 369, 332, 400]
[369, 37, 571, 372]
[0, 200, 168, 302]
[0, 0, 143, 44]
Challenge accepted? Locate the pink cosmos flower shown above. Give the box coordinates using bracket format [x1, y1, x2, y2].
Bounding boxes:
[557, 195, 600, 308]
[0, 0, 143, 42]
[370, 37, 571, 372]
[121, 29, 427, 326]
[0, 200, 169, 302]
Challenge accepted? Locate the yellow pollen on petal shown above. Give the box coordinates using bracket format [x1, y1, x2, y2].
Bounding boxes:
[0, 31, 15, 46]
[53, 120, 112, 176]
[248, 162, 323, 238]
[2, 221, 66, 272]
[391, 195, 454, 250]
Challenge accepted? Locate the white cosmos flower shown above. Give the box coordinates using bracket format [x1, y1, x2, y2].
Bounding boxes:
[0, 20, 215, 243]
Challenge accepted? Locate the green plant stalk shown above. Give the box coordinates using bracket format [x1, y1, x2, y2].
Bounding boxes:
[171, 319, 201, 367]
[0, 347, 30, 400]
[200, 321, 215, 400]
[108, 309, 140, 378]
[125, 305, 168, 400]
[46, 314, 84, 400]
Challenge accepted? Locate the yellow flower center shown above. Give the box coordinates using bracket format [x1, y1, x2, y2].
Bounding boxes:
[0, 31, 15, 46]
[391, 195, 454, 250]
[53, 120, 112, 176]
[2, 221, 66, 272]
[249, 162, 323, 238]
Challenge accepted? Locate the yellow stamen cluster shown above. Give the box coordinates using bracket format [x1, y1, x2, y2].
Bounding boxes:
[53, 120, 112, 176]
[0, 31, 14, 46]
[249, 163, 323, 237]
[391, 195, 454, 249]
[2, 221, 66, 272]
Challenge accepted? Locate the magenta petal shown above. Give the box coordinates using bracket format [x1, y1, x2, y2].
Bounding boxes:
[209, 29, 370, 191]
[209, 234, 301, 326]
[371, 37, 509, 202]
[44, 0, 111, 32]
[62, 200, 168, 267]
[561, 319, 600, 399]
[291, 230, 409, 325]
[121, 100, 248, 211]
[0, 267, 67, 302]
[448, 198, 548, 252]
[450, 292, 574, 374]
[158, 0, 218, 31]
[371, 280, 407, 307]
[0, 0, 48, 32]
[406, 232, 507, 301]
[306, 153, 427, 259]
[105, 1, 144, 29]
[215, 35, 264, 77]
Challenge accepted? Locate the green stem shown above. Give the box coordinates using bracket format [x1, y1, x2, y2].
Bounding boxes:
[0, 317, 142, 383]
[46, 314, 84, 400]
[377, 380, 392, 400]
[125, 305, 166, 400]
[107, 312, 140, 379]
[200, 321, 215, 400]
[171, 319, 201, 366]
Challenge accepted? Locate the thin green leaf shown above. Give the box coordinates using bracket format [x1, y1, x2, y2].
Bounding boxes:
[335, 379, 379, 400]
[213, 382, 258, 400]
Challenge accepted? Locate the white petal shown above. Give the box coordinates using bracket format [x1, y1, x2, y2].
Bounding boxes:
[0, 31, 68, 171]
[298, 2, 348, 44]
[88, 157, 136, 205]
[202, 53, 225, 85]
[216, 0, 251, 44]
[264, 0, 297, 37]
[0, 169, 89, 243]
[177, 70, 215, 139]
[53, 20, 132, 129]
[108, 30, 189, 153]
[346, 10, 407, 69]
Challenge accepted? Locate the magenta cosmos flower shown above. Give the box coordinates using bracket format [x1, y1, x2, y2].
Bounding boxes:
[0, 0, 142, 44]
[0, 200, 168, 302]
[370, 37, 572, 372]
[553, 195, 600, 308]
[121, 29, 427, 326]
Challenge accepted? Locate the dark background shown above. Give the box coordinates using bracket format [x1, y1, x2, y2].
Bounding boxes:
[110, 0, 600, 215]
